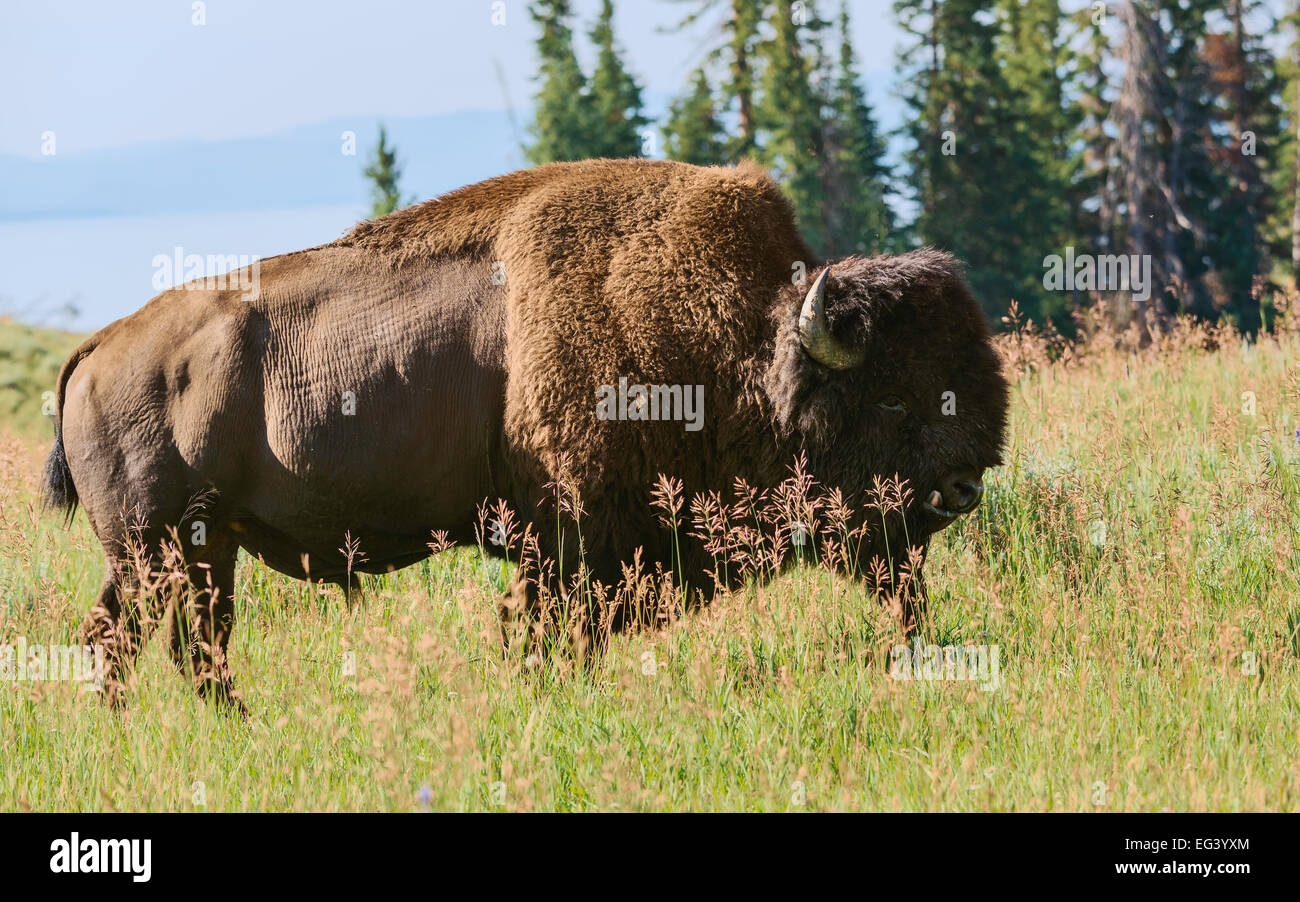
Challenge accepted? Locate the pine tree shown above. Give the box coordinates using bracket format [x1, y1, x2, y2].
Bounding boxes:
[527, 0, 592, 164]
[1162, 0, 1227, 320]
[587, 0, 649, 158]
[663, 68, 728, 164]
[1109, 0, 1269, 326]
[1112, 0, 1168, 329]
[362, 125, 407, 219]
[822, 1, 895, 256]
[1278, 1, 1300, 288]
[995, 0, 1079, 323]
[757, 0, 830, 254]
[895, 0, 1036, 320]
[727, 0, 763, 159]
[662, 0, 767, 162]
[1069, 2, 1121, 273]
[1203, 0, 1280, 329]
[894, 0, 944, 244]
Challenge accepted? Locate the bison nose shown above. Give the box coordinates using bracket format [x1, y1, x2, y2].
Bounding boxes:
[939, 470, 984, 514]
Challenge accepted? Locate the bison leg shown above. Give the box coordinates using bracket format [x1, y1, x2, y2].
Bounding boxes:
[166, 540, 246, 715]
[77, 560, 166, 709]
[892, 548, 929, 637]
[328, 571, 363, 606]
[497, 571, 616, 664]
[77, 572, 133, 709]
[497, 574, 541, 659]
[886, 583, 927, 636]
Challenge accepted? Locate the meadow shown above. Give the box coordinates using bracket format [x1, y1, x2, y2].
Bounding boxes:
[1, 306, 1298, 812]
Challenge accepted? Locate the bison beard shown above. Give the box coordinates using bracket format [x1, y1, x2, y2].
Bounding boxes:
[42, 159, 1008, 708]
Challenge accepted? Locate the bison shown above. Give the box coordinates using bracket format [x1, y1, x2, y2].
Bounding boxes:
[43, 158, 1008, 709]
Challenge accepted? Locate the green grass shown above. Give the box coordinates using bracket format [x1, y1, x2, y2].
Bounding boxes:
[0, 317, 85, 438]
[1, 318, 1298, 811]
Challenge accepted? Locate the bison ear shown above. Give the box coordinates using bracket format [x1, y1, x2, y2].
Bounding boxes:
[797, 266, 865, 370]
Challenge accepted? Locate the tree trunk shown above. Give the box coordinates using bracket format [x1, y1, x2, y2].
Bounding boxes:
[1231, 0, 1260, 328]
[1118, 1, 1148, 333]
[731, 0, 754, 151]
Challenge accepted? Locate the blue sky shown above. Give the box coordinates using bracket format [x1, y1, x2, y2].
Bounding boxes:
[10, 1, 1284, 329]
[0, 1, 909, 327]
[0, 0, 905, 157]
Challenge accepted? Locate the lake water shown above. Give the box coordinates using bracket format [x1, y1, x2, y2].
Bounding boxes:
[0, 204, 367, 330]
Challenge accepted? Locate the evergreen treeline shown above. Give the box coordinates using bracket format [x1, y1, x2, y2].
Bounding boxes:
[527, 0, 898, 259]
[528, 0, 648, 162]
[366, 0, 1300, 332]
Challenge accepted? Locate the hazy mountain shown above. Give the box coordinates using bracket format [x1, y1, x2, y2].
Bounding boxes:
[0, 110, 528, 221]
[0, 83, 907, 224]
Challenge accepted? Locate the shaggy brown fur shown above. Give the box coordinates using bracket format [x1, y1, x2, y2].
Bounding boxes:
[43, 159, 1007, 708]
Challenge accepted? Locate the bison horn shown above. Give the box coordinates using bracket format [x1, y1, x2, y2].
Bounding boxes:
[798, 266, 863, 370]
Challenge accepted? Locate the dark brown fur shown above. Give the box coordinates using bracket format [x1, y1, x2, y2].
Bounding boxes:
[44, 159, 1008, 707]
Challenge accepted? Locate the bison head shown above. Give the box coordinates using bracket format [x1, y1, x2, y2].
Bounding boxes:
[765, 248, 1009, 575]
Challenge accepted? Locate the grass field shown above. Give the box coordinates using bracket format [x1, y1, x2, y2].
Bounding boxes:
[2, 311, 1299, 812]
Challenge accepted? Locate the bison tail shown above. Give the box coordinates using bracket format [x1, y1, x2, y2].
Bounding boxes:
[42, 432, 77, 522]
[41, 337, 97, 524]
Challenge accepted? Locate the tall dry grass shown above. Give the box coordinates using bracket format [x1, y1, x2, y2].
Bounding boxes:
[1, 304, 1297, 811]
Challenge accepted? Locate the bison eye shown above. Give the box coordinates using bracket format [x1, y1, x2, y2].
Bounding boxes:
[878, 395, 908, 414]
